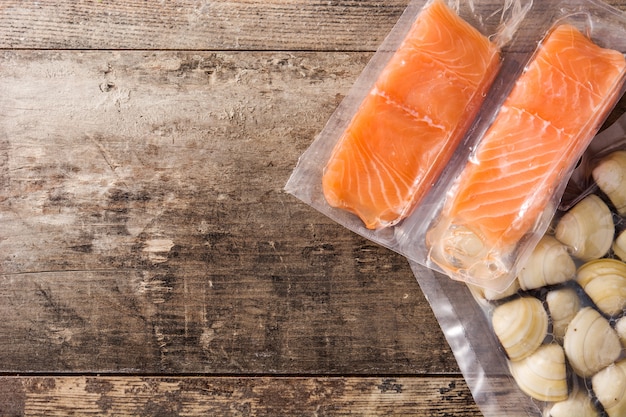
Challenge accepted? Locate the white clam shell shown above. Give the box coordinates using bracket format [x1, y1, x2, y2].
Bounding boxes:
[563, 307, 622, 378]
[615, 316, 626, 348]
[543, 389, 600, 417]
[613, 229, 626, 262]
[592, 150, 626, 215]
[467, 278, 520, 304]
[492, 296, 548, 361]
[545, 287, 580, 342]
[554, 195, 614, 261]
[518, 236, 576, 291]
[591, 359, 626, 417]
[577, 258, 626, 317]
[509, 343, 568, 403]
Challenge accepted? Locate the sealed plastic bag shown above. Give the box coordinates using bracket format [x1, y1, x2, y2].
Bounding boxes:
[287, 0, 626, 415]
[413, 10, 626, 291]
[413, 110, 626, 417]
[409, 262, 542, 416]
[287, 0, 626, 414]
[285, 0, 532, 277]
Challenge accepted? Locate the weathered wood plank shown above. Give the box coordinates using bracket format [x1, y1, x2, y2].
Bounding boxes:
[0, 50, 455, 374]
[4, 0, 626, 52]
[0, 376, 482, 416]
[0, 0, 409, 51]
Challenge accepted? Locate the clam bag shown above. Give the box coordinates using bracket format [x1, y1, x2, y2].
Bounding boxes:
[411, 111, 626, 417]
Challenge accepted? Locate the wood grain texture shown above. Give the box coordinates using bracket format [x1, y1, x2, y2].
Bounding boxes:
[0, 50, 455, 374]
[0, 376, 482, 416]
[0, 0, 409, 51]
[0, 1, 482, 413]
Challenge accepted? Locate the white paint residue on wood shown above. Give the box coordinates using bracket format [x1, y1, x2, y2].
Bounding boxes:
[143, 238, 174, 253]
[143, 238, 175, 264]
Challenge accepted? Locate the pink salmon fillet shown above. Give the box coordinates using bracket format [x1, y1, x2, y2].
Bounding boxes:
[429, 24, 626, 284]
[322, 0, 500, 229]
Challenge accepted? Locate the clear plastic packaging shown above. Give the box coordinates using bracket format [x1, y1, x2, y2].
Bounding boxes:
[399, 2, 626, 292]
[285, 0, 531, 278]
[409, 261, 543, 416]
[286, 0, 626, 293]
[414, 110, 626, 416]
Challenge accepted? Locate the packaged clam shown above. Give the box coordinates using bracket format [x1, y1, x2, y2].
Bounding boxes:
[412, 110, 626, 415]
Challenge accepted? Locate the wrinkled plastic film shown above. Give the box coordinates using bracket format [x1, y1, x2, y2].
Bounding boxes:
[414, 111, 626, 417]
[285, 0, 533, 251]
[410, 262, 542, 416]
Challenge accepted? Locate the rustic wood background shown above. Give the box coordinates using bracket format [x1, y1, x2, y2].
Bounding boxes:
[1, 0, 625, 415]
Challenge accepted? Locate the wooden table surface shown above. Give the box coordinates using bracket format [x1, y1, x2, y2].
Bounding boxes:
[1, 1, 625, 415]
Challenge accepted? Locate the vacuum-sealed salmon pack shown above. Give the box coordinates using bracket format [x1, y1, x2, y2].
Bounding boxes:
[286, 0, 626, 294]
[285, 0, 531, 263]
[410, 2, 626, 292]
[413, 110, 626, 416]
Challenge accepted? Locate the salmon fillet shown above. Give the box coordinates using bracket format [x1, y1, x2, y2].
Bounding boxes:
[428, 24, 626, 284]
[322, 0, 500, 229]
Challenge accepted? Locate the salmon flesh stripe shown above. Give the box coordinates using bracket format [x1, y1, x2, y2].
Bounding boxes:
[428, 24, 626, 283]
[322, 0, 500, 229]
